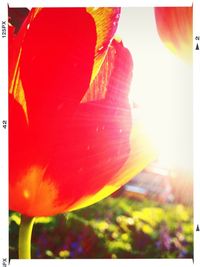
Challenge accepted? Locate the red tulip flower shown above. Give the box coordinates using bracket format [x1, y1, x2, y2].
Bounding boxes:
[9, 8, 154, 218]
[154, 7, 192, 63]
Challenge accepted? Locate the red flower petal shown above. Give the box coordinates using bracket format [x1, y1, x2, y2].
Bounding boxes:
[9, 94, 29, 184]
[65, 40, 155, 212]
[8, 24, 16, 89]
[9, 9, 41, 115]
[154, 7, 192, 62]
[9, 9, 154, 217]
[20, 8, 96, 155]
[10, 8, 97, 216]
[42, 40, 133, 211]
[20, 8, 96, 122]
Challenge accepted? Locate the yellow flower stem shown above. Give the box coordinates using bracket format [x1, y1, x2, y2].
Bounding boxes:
[18, 215, 35, 259]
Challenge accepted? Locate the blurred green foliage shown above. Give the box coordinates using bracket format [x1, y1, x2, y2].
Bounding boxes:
[9, 197, 193, 259]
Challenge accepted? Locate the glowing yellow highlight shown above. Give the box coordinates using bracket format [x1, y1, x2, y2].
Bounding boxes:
[23, 189, 30, 199]
[164, 40, 192, 63]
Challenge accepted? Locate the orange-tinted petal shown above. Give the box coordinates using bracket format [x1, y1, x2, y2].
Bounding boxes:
[154, 7, 192, 63]
[87, 8, 121, 83]
[82, 38, 117, 103]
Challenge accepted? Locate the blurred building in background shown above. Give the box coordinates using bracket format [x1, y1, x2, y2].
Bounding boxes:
[115, 160, 193, 206]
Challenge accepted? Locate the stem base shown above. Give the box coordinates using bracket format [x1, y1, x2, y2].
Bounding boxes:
[18, 215, 35, 259]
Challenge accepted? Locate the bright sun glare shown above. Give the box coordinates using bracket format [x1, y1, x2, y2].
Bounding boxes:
[117, 8, 192, 176]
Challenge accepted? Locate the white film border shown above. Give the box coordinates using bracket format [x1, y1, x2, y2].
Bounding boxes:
[0, 0, 198, 266]
[194, 0, 200, 265]
[0, 0, 8, 265]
